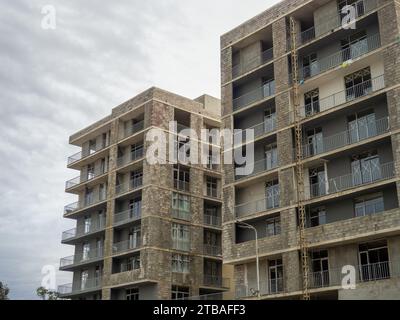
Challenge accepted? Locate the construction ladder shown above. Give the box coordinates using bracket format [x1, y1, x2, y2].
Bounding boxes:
[289, 17, 310, 300]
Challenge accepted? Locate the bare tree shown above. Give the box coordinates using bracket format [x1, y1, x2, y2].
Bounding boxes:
[0, 282, 10, 300]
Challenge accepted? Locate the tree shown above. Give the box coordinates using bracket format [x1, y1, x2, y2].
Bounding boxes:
[0, 282, 10, 300]
[36, 286, 60, 300]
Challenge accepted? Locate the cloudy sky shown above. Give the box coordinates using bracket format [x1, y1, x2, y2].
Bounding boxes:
[0, 0, 279, 299]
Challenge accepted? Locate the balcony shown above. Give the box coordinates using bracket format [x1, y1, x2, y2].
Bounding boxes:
[206, 187, 220, 199]
[236, 278, 283, 298]
[203, 214, 221, 227]
[64, 190, 107, 216]
[299, 33, 381, 81]
[233, 80, 275, 111]
[232, 47, 274, 79]
[117, 147, 144, 168]
[235, 190, 280, 218]
[115, 177, 143, 196]
[308, 162, 395, 200]
[112, 239, 142, 255]
[121, 120, 144, 140]
[203, 244, 222, 257]
[300, 74, 385, 118]
[203, 275, 230, 288]
[113, 208, 141, 227]
[299, 0, 378, 45]
[172, 239, 190, 252]
[234, 114, 277, 145]
[60, 248, 103, 270]
[174, 179, 190, 192]
[67, 142, 110, 166]
[65, 168, 109, 191]
[58, 277, 102, 297]
[303, 117, 390, 159]
[235, 157, 278, 181]
[62, 217, 106, 243]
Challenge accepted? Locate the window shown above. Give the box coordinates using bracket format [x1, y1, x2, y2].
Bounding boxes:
[129, 197, 142, 218]
[172, 223, 190, 251]
[304, 89, 319, 116]
[122, 255, 141, 272]
[130, 170, 143, 189]
[302, 53, 318, 78]
[309, 167, 326, 197]
[95, 266, 101, 285]
[96, 238, 103, 256]
[131, 143, 144, 160]
[206, 176, 218, 198]
[81, 270, 89, 290]
[87, 163, 95, 180]
[128, 226, 141, 249]
[84, 188, 94, 206]
[262, 78, 275, 97]
[204, 260, 221, 286]
[264, 107, 276, 133]
[100, 158, 107, 174]
[310, 250, 329, 288]
[306, 127, 323, 156]
[266, 215, 281, 237]
[172, 254, 190, 273]
[265, 180, 280, 209]
[348, 110, 376, 143]
[351, 151, 381, 186]
[82, 243, 90, 261]
[172, 193, 190, 220]
[341, 31, 368, 61]
[345, 67, 372, 101]
[171, 286, 189, 300]
[355, 195, 384, 217]
[308, 207, 326, 227]
[174, 165, 190, 191]
[126, 288, 139, 300]
[264, 142, 278, 170]
[204, 205, 220, 226]
[89, 139, 97, 154]
[84, 216, 92, 233]
[268, 259, 283, 293]
[359, 241, 390, 281]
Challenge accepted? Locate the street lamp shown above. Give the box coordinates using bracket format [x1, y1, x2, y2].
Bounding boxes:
[236, 220, 260, 299]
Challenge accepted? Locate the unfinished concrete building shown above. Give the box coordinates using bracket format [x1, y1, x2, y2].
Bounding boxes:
[221, 0, 400, 299]
[58, 87, 230, 300]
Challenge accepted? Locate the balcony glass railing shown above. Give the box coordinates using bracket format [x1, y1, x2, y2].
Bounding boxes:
[203, 275, 229, 288]
[309, 162, 395, 199]
[303, 117, 389, 158]
[235, 156, 278, 180]
[60, 248, 104, 268]
[233, 80, 275, 111]
[235, 189, 280, 218]
[174, 179, 190, 192]
[64, 190, 107, 215]
[232, 47, 274, 79]
[113, 207, 141, 226]
[62, 217, 106, 242]
[203, 214, 221, 227]
[65, 167, 109, 190]
[172, 239, 191, 252]
[299, 0, 377, 45]
[112, 239, 142, 254]
[299, 33, 381, 81]
[58, 277, 102, 296]
[117, 147, 144, 167]
[67, 141, 110, 166]
[300, 74, 385, 118]
[115, 177, 143, 195]
[203, 244, 222, 256]
[234, 114, 277, 145]
[122, 120, 144, 140]
[236, 278, 283, 298]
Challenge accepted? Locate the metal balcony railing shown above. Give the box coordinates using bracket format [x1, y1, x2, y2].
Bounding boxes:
[299, 33, 381, 81]
[174, 179, 190, 192]
[234, 114, 277, 145]
[120, 261, 141, 273]
[232, 47, 274, 79]
[233, 80, 275, 111]
[117, 147, 144, 168]
[58, 277, 102, 296]
[113, 208, 141, 226]
[303, 117, 390, 158]
[203, 275, 230, 288]
[64, 190, 107, 215]
[203, 244, 222, 256]
[235, 156, 278, 180]
[203, 214, 221, 227]
[115, 177, 143, 195]
[112, 239, 142, 254]
[67, 141, 110, 166]
[60, 248, 104, 268]
[309, 162, 395, 199]
[62, 217, 106, 242]
[299, 0, 377, 45]
[235, 189, 280, 218]
[65, 168, 109, 190]
[236, 278, 284, 298]
[206, 187, 220, 198]
[122, 120, 144, 140]
[172, 239, 191, 252]
[300, 74, 385, 118]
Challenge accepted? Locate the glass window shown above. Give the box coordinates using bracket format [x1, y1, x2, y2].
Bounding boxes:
[266, 215, 281, 236]
[172, 254, 190, 273]
[126, 288, 139, 300]
[171, 286, 189, 300]
[355, 195, 384, 217]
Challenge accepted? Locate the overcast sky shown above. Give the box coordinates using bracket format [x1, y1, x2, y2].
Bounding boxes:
[0, 0, 280, 299]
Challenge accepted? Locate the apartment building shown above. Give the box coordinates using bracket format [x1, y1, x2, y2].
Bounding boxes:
[58, 87, 231, 300]
[221, 0, 400, 299]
